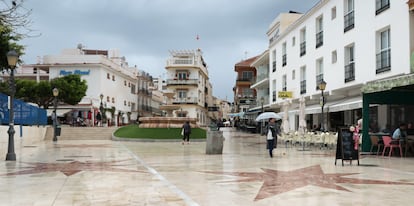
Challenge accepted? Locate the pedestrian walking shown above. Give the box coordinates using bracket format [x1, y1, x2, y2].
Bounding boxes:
[96, 111, 102, 127]
[182, 121, 191, 145]
[265, 118, 279, 158]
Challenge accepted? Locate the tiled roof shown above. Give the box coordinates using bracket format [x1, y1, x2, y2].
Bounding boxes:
[235, 55, 259, 67]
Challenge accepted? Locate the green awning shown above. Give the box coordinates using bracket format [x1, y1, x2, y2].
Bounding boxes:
[361, 73, 414, 94]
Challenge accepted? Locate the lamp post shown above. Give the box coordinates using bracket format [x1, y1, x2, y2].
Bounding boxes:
[260, 96, 264, 135]
[319, 80, 327, 132]
[99, 94, 104, 127]
[5, 50, 18, 161]
[52, 88, 59, 141]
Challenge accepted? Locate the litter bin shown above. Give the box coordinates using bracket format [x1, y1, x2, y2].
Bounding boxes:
[55, 125, 61, 136]
[206, 123, 224, 154]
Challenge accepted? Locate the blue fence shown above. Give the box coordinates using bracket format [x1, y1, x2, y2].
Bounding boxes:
[0, 93, 47, 125]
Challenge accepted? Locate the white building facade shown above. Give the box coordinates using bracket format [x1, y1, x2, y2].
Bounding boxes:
[267, 0, 414, 132]
[164, 49, 212, 126]
[22, 47, 142, 126]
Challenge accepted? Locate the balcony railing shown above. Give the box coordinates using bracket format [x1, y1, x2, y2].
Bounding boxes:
[172, 97, 198, 104]
[376, 49, 391, 74]
[255, 73, 269, 83]
[344, 11, 354, 32]
[316, 74, 324, 90]
[376, 0, 390, 15]
[300, 41, 306, 57]
[316, 31, 323, 48]
[282, 54, 287, 66]
[344, 62, 355, 83]
[166, 79, 198, 85]
[300, 80, 306, 94]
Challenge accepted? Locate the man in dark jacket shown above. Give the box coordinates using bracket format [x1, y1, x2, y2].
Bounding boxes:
[182, 121, 191, 144]
[265, 118, 280, 158]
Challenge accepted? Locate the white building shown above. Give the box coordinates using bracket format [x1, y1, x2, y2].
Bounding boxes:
[164, 49, 212, 126]
[21, 47, 142, 126]
[266, 0, 414, 132]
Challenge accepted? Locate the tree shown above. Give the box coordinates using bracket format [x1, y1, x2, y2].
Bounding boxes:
[0, 74, 88, 109]
[1, 0, 33, 69]
[50, 74, 88, 107]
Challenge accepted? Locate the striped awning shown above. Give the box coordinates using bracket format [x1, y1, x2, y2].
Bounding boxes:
[361, 73, 414, 94]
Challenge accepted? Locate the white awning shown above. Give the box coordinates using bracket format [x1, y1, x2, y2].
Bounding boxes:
[304, 96, 362, 114]
[47, 109, 72, 117]
[328, 97, 362, 113]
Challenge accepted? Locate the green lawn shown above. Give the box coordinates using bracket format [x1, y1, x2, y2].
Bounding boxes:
[114, 125, 206, 139]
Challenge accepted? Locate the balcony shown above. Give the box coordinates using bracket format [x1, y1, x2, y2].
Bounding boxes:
[316, 74, 324, 90]
[376, 0, 390, 15]
[345, 62, 355, 83]
[236, 78, 254, 86]
[376, 49, 391, 74]
[344, 11, 354, 32]
[166, 79, 198, 86]
[300, 80, 306, 94]
[300, 42, 306, 57]
[316, 31, 323, 48]
[172, 97, 198, 104]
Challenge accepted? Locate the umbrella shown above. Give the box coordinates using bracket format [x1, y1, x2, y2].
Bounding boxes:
[298, 96, 306, 135]
[282, 101, 290, 134]
[255, 112, 282, 122]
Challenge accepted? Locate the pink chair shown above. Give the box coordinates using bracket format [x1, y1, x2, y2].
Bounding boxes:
[382, 136, 403, 157]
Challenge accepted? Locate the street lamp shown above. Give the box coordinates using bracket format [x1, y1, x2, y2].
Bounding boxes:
[5, 50, 18, 161]
[260, 96, 264, 135]
[99, 94, 104, 126]
[52, 88, 59, 141]
[319, 80, 327, 132]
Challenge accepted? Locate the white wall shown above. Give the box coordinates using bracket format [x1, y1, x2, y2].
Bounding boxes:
[269, 0, 411, 104]
[0, 125, 47, 157]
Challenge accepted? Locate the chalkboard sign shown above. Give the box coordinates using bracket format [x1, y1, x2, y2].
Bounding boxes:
[335, 127, 359, 166]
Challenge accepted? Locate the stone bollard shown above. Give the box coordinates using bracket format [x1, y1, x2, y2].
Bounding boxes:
[206, 125, 224, 154]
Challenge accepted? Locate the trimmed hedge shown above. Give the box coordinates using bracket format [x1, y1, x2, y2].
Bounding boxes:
[114, 125, 206, 139]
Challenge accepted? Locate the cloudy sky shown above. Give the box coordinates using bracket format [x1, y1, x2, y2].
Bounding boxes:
[20, 0, 319, 101]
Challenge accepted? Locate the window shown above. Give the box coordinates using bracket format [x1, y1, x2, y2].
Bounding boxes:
[124, 100, 127, 106]
[177, 71, 188, 80]
[331, 6, 337, 19]
[112, 97, 115, 103]
[177, 90, 187, 99]
[292, 36, 296, 46]
[316, 16, 324, 48]
[282, 75, 287, 91]
[376, 0, 390, 15]
[292, 70, 296, 80]
[112, 75, 115, 81]
[300, 28, 306, 57]
[316, 58, 324, 89]
[107, 73, 110, 79]
[345, 44, 355, 82]
[242, 88, 254, 97]
[332, 50, 337, 63]
[241, 71, 253, 81]
[272, 80, 277, 102]
[282, 42, 287, 66]
[124, 80, 127, 86]
[344, 0, 355, 32]
[376, 28, 391, 73]
[300, 66, 306, 94]
[272, 49, 277, 72]
[106, 96, 110, 102]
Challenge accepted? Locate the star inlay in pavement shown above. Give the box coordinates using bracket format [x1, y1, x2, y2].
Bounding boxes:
[1, 160, 145, 176]
[204, 165, 414, 201]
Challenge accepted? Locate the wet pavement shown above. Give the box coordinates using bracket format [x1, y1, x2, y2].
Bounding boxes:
[1, 127, 414, 206]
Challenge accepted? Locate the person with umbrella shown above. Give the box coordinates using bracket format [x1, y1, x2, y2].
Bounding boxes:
[265, 118, 280, 158]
